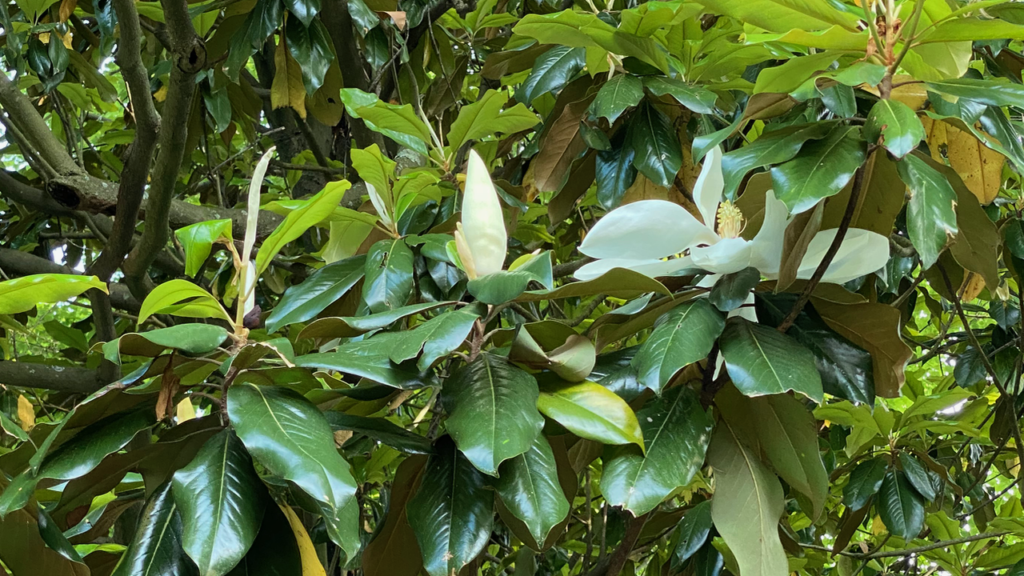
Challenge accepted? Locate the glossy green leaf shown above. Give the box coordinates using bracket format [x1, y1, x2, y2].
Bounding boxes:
[517, 46, 586, 105]
[138, 279, 232, 326]
[0, 274, 107, 315]
[672, 501, 713, 568]
[299, 301, 455, 340]
[256, 181, 352, 276]
[172, 430, 267, 576]
[630, 103, 682, 188]
[390, 306, 482, 371]
[407, 436, 494, 576]
[843, 458, 887, 511]
[595, 129, 638, 210]
[600, 386, 713, 516]
[632, 300, 725, 394]
[340, 89, 431, 154]
[898, 452, 937, 501]
[707, 424, 788, 576]
[536, 380, 643, 448]
[265, 255, 367, 333]
[897, 153, 959, 268]
[719, 317, 823, 402]
[720, 122, 833, 198]
[518, 267, 669, 302]
[0, 409, 155, 517]
[878, 471, 925, 540]
[285, 18, 334, 94]
[492, 435, 570, 545]
[755, 293, 874, 407]
[644, 76, 717, 114]
[112, 482, 197, 576]
[295, 336, 423, 389]
[709, 267, 760, 312]
[443, 354, 544, 475]
[468, 252, 553, 304]
[590, 75, 644, 123]
[175, 220, 233, 278]
[363, 238, 415, 313]
[282, 0, 319, 26]
[228, 383, 359, 559]
[864, 100, 924, 159]
[225, 503, 302, 576]
[324, 412, 434, 455]
[925, 77, 1024, 108]
[771, 126, 866, 214]
[105, 324, 229, 365]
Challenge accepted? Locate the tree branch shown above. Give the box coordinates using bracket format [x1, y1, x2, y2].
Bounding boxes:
[0, 361, 112, 393]
[90, 0, 163, 280]
[0, 74, 81, 176]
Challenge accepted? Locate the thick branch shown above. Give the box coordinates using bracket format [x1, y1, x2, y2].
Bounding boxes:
[91, 0, 163, 280]
[0, 361, 112, 393]
[0, 74, 81, 176]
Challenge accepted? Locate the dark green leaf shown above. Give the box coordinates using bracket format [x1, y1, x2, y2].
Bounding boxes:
[266, 255, 366, 333]
[407, 436, 494, 576]
[225, 503, 302, 576]
[324, 412, 434, 455]
[632, 300, 725, 394]
[295, 337, 424, 389]
[517, 46, 586, 105]
[719, 317, 823, 402]
[720, 122, 834, 198]
[172, 430, 267, 576]
[225, 0, 283, 79]
[112, 482, 197, 576]
[443, 355, 544, 475]
[299, 301, 456, 340]
[283, 0, 320, 27]
[389, 306, 482, 371]
[596, 129, 638, 210]
[630, 103, 683, 188]
[492, 435, 570, 545]
[771, 126, 866, 214]
[286, 18, 334, 94]
[709, 268, 760, 312]
[600, 387, 713, 515]
[898, 452, 937, 501]
[363, 238, 414, 313]
[672, 500, 712, 568]
[228, 384, 359, 559]
[878, 471, 925, 540]
[844, 458, 887, 511]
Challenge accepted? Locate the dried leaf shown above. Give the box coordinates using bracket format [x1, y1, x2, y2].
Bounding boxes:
[16, 395, 34, 432]
[272, 36, 307, 119]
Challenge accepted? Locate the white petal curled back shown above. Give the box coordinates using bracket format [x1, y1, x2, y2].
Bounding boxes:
[748, 190, 790, 276]
[574, 257, 694, 281]
[580, 200, 716, 261]
[366, 182, 393, 229]
[461, 150, 507, 277]
[693, 145, 725, 228]
[798, 228, 890, 284]
[690, 237, 753, 274]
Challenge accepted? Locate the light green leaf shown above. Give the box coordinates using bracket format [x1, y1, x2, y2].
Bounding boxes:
[447, 91, 539, 152]
[362, 238, 415, 313]
[771, 126, 866, 214]
[0, 274, 107, 315]
[864, 100, 925, 159]
[339, 89, 432, 154]
[138, 279, 232, 326]
[256, 180, 352, 276]
[536, 380, 643, 448]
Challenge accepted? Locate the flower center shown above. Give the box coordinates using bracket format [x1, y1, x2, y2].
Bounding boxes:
[716, 201, 744, 239]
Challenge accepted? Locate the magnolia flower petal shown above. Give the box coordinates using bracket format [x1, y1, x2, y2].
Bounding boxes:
[797, 228, 890, 284]
[730, 291, 758, 323]
[693, 145, 725, 228]
[574, 257, 693, 281]
[748, 190, 790, 276]
[690, 237, 753, 274]
[580, 200, 715, 260]
[454, 224, 478, 280]
[462, 150, 507, 277]
[242, 262, 256, 317]
[242, 147, 275, 267]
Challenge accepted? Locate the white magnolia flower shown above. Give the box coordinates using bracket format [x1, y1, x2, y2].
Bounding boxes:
[575, 146, 890, 302]
[455, 150, 507, 279]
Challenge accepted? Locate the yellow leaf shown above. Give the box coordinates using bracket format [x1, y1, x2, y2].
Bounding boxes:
[307, 60, 344, 127]
[862, 75, 928, 110]
[961, 272, 986, 303]
[176, 398, 196, 422]
[871, 514, 886, 536]
[279, 504, 327, 576]
[923, 117, 1005, 205]
[154, 84, 169, 102]
[16, 395, 34, 432]
[272, 37, 307, 119]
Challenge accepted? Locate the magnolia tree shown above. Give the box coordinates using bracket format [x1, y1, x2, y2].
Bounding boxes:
[3, 0, 1024, 574]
